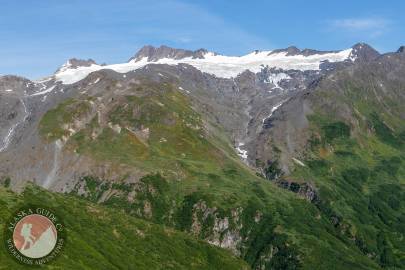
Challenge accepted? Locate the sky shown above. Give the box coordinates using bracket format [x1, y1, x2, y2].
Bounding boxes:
[0, 0, 404, 79]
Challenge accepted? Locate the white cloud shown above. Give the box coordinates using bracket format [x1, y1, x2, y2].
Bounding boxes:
[332, 18, 388, 30]
[328, 17, 391, 38]
[177, 37, 192, 43]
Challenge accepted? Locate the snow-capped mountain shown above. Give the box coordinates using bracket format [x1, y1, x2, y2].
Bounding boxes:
[1, 42, 405, 269]
[0, 43, 388, 170]
[52, 44, 363, 84]
[0, 42, 399, 190]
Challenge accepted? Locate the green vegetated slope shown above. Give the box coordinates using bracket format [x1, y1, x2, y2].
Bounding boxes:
[289, 63, 405, 269]
[34, 80, 385, 270]
[0, 185, 248, 270]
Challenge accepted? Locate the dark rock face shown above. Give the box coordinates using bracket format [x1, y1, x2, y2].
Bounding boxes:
[269, 46, 338, 56]
[397, 46, 405, 53]
[269, 46, 301, 56]
[0, 75, 33, 94]
[276, 179, 319, 202]
[129, 45, 209, 62]
[300, 48, 337, 56]
[67, 58, 97, 68]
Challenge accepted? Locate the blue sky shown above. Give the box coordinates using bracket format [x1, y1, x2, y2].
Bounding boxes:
[0, 0, 404, 79]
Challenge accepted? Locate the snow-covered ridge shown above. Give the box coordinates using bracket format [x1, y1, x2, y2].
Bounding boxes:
[54, 48, 353, 84]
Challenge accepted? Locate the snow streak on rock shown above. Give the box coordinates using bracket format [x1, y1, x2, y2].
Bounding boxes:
[0, 98, 29, 152]
[262, 99, 289, 125]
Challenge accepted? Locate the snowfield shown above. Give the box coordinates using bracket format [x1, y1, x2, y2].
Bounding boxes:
[54, 48, 353, 84]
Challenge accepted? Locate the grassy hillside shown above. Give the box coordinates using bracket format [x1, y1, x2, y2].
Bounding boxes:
[288, 62, 405, 268]
[33, 79, 386, 269]
[0, 185, 249, 270]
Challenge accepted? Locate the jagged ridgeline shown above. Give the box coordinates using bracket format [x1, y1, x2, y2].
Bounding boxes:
[0, 44, 404, 269]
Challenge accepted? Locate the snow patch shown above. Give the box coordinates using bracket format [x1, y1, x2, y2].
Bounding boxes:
[262, 99, 289, 124]
[178, 86, 190, 94]
[34, 77, 53, 84]
[236, 143, 248, 159]
[54, 57, 151, 84]
[349, 50, 358, 62]
[29, 85, 56, 97]
[265, 73, 291, 90]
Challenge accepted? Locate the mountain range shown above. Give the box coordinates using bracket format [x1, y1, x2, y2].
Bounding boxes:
[0, 42, 404, 269]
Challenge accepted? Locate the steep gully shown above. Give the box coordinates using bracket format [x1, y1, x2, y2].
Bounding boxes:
[0, 97, 29, 152]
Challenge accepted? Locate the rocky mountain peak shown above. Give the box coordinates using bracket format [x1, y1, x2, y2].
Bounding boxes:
[350, 42, 380, 62]
[397, 46, 405, 53]
[129, 45, 210, 62]
[269, 46, 301, 56]
[68, 58, 97, 68]
[301, 48, 337, 56]
[269, 46, 339, 57]
[56, 58, 98, 73]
